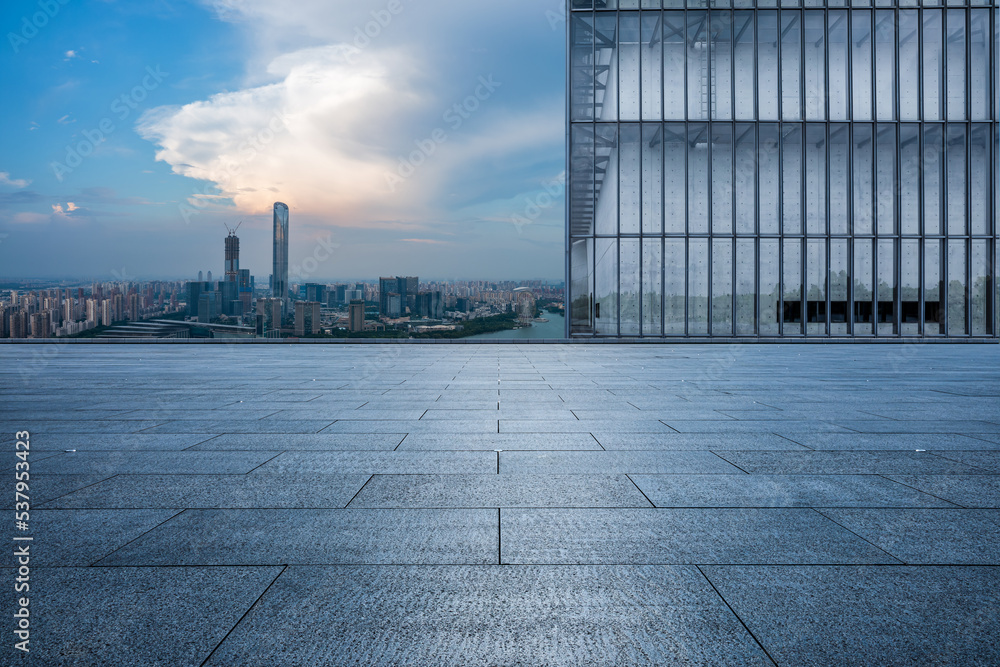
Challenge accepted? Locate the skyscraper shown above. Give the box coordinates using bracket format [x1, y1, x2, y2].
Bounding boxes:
[273, 202, 290, 315]
[349, 299, 365, 332]
[295, 301, 321, 336]
[567, 2, 997, 339]
[225, 228, 240, 283]
[379, 276, 418, 316]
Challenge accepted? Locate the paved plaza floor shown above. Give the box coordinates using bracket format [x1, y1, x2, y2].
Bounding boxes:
[2, 343, 999, 665]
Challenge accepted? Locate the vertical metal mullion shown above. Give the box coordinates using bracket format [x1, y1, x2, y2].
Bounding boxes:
[846, 8, 855, 336]
[590, 11, 596, 336]
[684, 9, 689, 337]
[824, 8, 833, 334]
[941, 7, 948, 123]
[615, 9, 621, 338]
[966, 9, 974, 337]
[802, 122, 807, 336]
[800, 8, 806, 123]
[918, 7, 924, 123]
[732, 120, 737, 334]
[707, 11, 714, 336]
[565, 7, 575, 337]
[753, 8, 759, 123]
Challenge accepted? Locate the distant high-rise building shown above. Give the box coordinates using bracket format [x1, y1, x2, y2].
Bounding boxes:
[238, 269, 253, 314]
[10, 311, 28, 339]
[386, 294, 402, 319]
[206, 271, 213, 284]
[334, 284, 348, 306]
[379, 276, 418, 316]
[295, 301, 321, 336]
[198, 292, 219, 323]
[304, 283, 327, 304]
[225, 230, 240, 283]
[378, 277, 396, 316]
[348, 299, 365, 332]
[186, 282, 210, 318]
[256, 297, 283, 336]
[272, 202, 289, 313]
[101, 300, 113, 327]
[30, 312, 51, 338]
[198, 271, 203, 282]
[416, 291, 444, 319]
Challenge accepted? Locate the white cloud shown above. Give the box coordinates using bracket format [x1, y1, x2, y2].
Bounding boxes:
[0, 172, 30, 188]
[66, 202, 79, 212]
[139, 44, 434, 222]
[64, 50, 78, 60]
[135, 0, 565, 273]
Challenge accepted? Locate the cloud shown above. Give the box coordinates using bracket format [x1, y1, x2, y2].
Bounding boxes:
[0, 172, 30, 188]
[64, 50, 79, 60]
[138, 44, 431, 222]
[401, 238, 448, 245]
[57, 114, 75, 125]
[137, 0, 563, 232]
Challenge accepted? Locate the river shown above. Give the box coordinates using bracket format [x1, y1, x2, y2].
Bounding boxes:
[466, 310, 566, 340]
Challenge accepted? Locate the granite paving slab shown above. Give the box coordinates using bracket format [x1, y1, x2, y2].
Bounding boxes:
[27, 433, 221, 451]
[41, 474, 371, 509]
[396, 433, 603, 451]
[142, 419, 336, 434]
[884, 474, 1000, 508]
[31, 451, 279, 475]
[98, 509, 498, 565]
[349, 474, 652, 508]
[29, 474, 119, 504]
[711, 451, 992, 475]
[591, 433, 809, 451]
[701, 565, 1000, 667]
[928, 450, 1000, 472]
[499, 451, 742, 474]
[204, 565, 774, 667]
[629, 474, 957, 508]
[0, 567, 283, 667]
[817, 508, 1000, 564]
[501, 508, 897, 564]
[256, 451, 496, 474]
[5, 509, 180, 565]
[188, 433, 405, 451]
[776, 433, 998, 451]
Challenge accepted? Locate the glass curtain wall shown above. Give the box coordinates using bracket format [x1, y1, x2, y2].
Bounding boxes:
[568, 0, 997, 339]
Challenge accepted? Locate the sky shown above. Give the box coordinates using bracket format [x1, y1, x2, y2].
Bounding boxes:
[0, 0, 567, 282]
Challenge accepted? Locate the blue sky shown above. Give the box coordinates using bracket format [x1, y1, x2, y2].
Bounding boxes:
[0, 0, 566, 281]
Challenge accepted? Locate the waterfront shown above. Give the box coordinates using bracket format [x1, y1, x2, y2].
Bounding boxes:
[467, 310, 565, 339]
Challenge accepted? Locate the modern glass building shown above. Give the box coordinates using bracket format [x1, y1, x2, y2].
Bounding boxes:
[567, 0, 997, 339]
[272, 202, 289, 315]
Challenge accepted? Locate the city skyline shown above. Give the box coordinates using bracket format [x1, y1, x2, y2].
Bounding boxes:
[0, 0, 566, 280]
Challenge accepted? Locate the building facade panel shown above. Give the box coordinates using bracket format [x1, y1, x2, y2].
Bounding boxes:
[568, 0, 998, 338]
